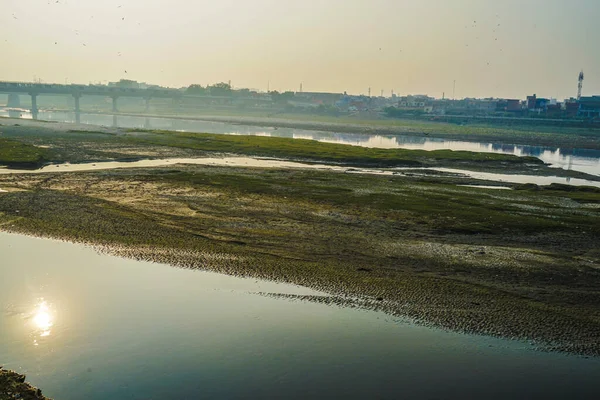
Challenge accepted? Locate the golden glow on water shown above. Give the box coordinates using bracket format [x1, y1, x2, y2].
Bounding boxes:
[33, 300, 53, 339]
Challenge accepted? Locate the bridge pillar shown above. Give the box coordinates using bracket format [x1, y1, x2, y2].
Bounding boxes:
[144, 97, 151, 112]
[111, 96, 119, 113]
[112, 115, 118, 128]
[29, 93, 39, 120]
[144, 117, 151, 129]
[7, 93, 21, 108]
[73, 93, 82, 124]
[73, 93, 81, 113]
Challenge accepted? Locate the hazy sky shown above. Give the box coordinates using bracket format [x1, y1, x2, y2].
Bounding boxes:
[1, 0, 599, 99]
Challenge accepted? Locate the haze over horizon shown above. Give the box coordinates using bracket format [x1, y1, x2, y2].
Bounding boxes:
[1, 0, 599, 100]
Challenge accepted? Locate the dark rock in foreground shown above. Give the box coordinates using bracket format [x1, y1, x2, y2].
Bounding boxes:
[0, 368, 50, 400]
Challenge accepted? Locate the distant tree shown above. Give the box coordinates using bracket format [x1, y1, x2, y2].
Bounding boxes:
[384, 106, 404, 118]
[316, 104, 340, 116]
[208, 82, 232, 97]
[186, 84, 208, 95]
[270, 91, 295, 104]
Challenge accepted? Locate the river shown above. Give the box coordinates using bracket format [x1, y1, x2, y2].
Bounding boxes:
[1, 232, 599, 399]
[2, 109, 599, 177]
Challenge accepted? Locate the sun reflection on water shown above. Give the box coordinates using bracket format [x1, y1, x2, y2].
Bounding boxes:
[32, 300, 53, 339]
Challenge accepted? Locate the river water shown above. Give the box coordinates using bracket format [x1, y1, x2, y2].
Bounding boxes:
[1, 156, 600, 188]
[2, 109, 599, 177]
[1, 232, 600, 399]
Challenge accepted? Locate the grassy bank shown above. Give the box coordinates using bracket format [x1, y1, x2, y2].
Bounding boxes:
[128, 129, 543, 168]
[0, 138, 49, 169]
[0, 122, 567, 177]
[1, 166, 599, 355]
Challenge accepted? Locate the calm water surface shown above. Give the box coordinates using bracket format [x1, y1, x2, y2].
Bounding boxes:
[1, 232, 599, 399]
[2, 156, 600, 188]
[2, 109, 599, 177]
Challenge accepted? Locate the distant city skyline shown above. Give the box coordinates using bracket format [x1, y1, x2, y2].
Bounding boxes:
[1, 0, 599, 100]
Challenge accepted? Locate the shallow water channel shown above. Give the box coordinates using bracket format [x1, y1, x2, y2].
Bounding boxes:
[2, 156, 600, 188]
[1, 233, 599, 399]
[2, 109, 600, 177]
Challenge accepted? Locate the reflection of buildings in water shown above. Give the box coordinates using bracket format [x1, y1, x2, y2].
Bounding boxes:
[271, 130, 294, 139]
[558, 148, 574, 157]
[491, 143, 517, 154]
[570, 148, 600, 159]
[520, 146, 548, 158]
[393, 135, 431, 145]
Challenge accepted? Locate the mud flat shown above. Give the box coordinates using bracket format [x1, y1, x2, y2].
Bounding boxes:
[1, 164, 599, 356]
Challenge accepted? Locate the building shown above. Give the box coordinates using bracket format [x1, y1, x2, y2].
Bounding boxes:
[563, 100, 580, 118]
[506, 99, 522, 111]
[477, 99, 498, 113]
[578, 96, 600, 118]
[397, 95, 432, 110]
[546, 104, 562, 117]
[295, 91, 342, 105]
[526, 94, 537, 110]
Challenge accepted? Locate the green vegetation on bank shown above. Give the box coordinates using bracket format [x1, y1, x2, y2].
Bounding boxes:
[0, 123, 545, 170]
[130, 130, 543, 167]
[142, 167, 600, 236]
[0, 138, 49, 169]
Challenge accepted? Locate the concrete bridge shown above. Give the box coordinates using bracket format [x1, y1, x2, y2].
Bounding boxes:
[0, 81, 185, 120]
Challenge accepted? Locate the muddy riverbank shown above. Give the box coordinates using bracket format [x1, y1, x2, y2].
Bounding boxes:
[1, 165, 599, 356]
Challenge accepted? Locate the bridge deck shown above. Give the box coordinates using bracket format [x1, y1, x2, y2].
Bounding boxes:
[0, 81, 182, 99]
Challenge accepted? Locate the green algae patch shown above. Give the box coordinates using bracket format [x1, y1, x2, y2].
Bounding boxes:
[0, 138, 49, 169]
[128, 129, 543, 168]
